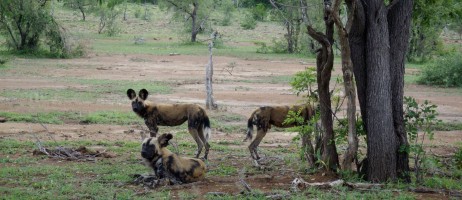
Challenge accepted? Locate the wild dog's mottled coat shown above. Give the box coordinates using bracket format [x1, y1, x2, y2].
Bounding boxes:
[127, 88, 211, 159]
[141, 134, 206, 183]
[244, 105, 315, 160]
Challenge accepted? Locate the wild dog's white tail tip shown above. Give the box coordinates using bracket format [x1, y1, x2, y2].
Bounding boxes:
[205, 127, 211, 141]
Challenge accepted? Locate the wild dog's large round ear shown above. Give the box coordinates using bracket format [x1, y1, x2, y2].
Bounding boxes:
[139, 89, 149, 100]
[157, 133, 170, 147]
[127, 89, 136, 100]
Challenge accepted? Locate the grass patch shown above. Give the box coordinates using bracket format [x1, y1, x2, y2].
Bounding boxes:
[207, 163, 238, 176]
[431, 121, 462, 131]
[0, 112, 69, 124]
[0, 79, 172, 102]
[81, 111, 139, 125]
[0, 111, 141, 125]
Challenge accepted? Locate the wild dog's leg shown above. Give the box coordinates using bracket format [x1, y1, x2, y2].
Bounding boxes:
[189, 128, 204, 158]
[144, 118, 158, 137]
[248, 129, 267, 160]
[197, 127, 210, 160]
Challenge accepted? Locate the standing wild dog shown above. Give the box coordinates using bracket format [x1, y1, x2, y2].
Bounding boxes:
[141, 133, 206, 184]
[127, 88, 211, 159]
[244, 105, 315, 161]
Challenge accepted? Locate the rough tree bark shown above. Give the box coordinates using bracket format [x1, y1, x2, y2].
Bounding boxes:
[205, 31, 218, 110]
[332, 0, 357, 171]
[346, 0, 413, 182]
[303, 0, 339, 171]
[388, 0, 413, 182]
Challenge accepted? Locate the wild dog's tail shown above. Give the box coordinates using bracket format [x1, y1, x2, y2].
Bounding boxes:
[244, 111, 256, 142]
[203, 115, 211, 142]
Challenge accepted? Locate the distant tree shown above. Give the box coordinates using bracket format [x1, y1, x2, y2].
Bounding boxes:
[408, 0, 462, 62]
[95, 0, 124, 35]
[62, 0, 98, 21]
[0, 0, 80, 57]
[270, 0, 302, 53]
[159, 0, 213, 42]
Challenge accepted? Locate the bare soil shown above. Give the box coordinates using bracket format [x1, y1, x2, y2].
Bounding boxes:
[0, 53, 461, 198]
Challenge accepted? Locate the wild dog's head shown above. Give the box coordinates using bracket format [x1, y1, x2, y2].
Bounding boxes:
[141, 133, 173, 162]
[127, 88, 149, 115]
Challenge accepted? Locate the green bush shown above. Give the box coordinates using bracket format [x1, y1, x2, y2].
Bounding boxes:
[270, 38, 288, 53]
[240, 13, 257, 30]
[220, 0, 234, 26]
[456, 147, 462, 170]
[417, 53, 462, 87]
[134, 7, 142, 18]
[251, 3, 267, 21]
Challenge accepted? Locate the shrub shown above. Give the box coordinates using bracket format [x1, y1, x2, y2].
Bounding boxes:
[254, 42, 269, 54]
[240, 13, 257, 30]
[220, 1, 234, 26]
[270, 38, 288, 53]
[251, 3, 268, 21]
[456, 147, 462, 170]
[134, 7, 142, 18]
[417, 53, 462, 87]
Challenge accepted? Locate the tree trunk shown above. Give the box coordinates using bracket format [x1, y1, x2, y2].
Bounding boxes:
[388, 0, 413, 183]
[78, 5, 86, 21]
[346, 0, 413, 182]
[302, 0, 339, 171]
[205, 32, 218, 110]
[332, 0, 357, 171]
[123, 3, 127, 21]
[190, 2, 199, 42]
[365, 0, 397, 182]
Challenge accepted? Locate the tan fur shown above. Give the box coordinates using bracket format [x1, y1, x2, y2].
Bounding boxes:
[244, 105, 315, 160]
[141, 134, 206, 183]
[128, 89, 211, 159]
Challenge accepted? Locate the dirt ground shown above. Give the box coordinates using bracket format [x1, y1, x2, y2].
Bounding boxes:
[1, 53, 461, 198]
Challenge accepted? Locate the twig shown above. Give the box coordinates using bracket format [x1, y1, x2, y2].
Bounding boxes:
[237, 167, 252, 193]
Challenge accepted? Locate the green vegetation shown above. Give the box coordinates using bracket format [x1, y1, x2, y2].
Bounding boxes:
[0, 1, 461, 199]
[0, 78, 171, 102]
[0, 111, 139, 125]
[417, 53, 462, 87]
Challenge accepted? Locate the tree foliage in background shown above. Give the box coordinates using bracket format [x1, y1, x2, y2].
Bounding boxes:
[417, 52, 462, 87]
[0, 0, 80, 57]
[95, 0, 124, 36]
[0, 1, 51, 52]
[408, 0, 462, 62]
[159, 0, 213, 42]
[62, 0, 99, 21]
[269, 0, 302, 54]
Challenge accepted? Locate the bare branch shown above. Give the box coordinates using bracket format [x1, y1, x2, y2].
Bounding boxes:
[165, 0, 193, 16]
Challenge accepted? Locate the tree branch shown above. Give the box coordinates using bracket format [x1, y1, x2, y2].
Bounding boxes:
[165, 0, 193, 16]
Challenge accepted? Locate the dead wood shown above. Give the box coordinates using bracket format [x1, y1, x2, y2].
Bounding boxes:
[344, 181, 384, 189]
[409, 187, 462, 198]
[291, 178, 388, 192]
[206, 192, 229, 196]
[291, 178, 345, 191]
[33, 145, 115, 161]
[237, 167, 252, 193]
[264, 193, 291, 200]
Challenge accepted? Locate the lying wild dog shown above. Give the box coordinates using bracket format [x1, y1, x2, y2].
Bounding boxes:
[127, 88, 211, 159]
[244, 105, 315, 161]
[141, 133, 207, 184]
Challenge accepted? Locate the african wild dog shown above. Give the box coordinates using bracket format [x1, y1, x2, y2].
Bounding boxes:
[141, 133, 206, 184]
[127, 88, 211, 159]
[244, 105, 315, 161]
